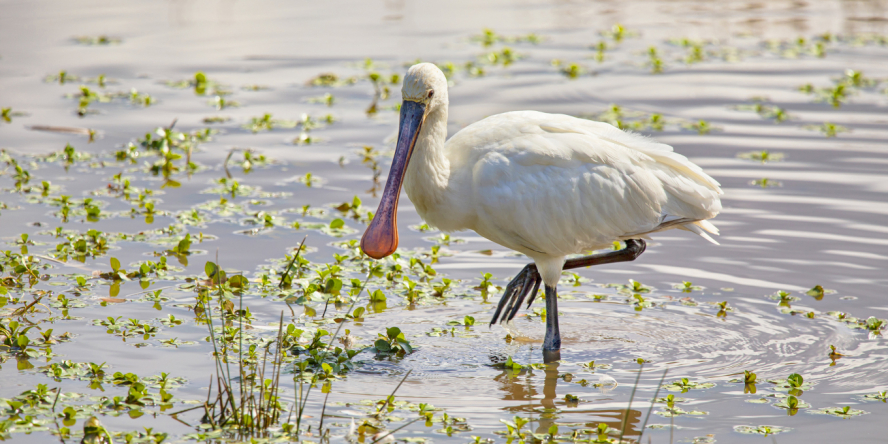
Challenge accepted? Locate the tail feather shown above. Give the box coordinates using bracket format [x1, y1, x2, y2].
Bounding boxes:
[680, 222, 720, 245]
[695, 219, 719, 235]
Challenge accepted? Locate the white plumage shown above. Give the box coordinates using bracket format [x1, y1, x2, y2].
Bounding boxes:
[387, 64, 722, 286]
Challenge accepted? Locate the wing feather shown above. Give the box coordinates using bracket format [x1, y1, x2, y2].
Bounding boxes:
[448, 111, 722, 256]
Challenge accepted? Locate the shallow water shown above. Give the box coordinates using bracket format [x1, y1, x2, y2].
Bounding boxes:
[1, 0, 888, 442]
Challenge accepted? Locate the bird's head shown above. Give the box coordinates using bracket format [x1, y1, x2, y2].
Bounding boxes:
[360, 63, 448, 259]
[400, 63, 449, 111]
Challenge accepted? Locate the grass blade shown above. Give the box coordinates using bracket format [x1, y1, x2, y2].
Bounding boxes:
[279, 236, 307, 288]
[376, 369, 413, 414]
[637, 368, 668, 442]
[618, 363, 644, 443]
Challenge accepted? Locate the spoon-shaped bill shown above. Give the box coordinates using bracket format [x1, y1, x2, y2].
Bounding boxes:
[360, 100, 425, 259]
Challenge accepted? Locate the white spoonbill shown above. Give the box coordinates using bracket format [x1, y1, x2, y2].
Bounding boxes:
[361, 63, 722, 362]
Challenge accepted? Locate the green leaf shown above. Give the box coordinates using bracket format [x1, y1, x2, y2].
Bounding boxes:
[386, 326, 402, 340]
[369, 289, 386, 302]
[205, 262, 218, 279]
[175, 234, 191, 254]
[806, 285, 824, 297]
[7, 401, 23, 411]
[787, 373, 803, 387]
[374, 339, 392, 352]
[228, 275, 249, 289]
[110, 257, 120, 271]
[329, 218, 345, 229]
[514, 416, 529, 429]
[324, 278, 342, 294]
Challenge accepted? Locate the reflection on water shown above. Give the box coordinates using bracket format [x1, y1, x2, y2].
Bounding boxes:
[1, 0, 888, 442]
[494, 362, 643, 438]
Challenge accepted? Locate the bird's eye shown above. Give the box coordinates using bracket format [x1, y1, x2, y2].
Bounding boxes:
[427, 90, 434, 99]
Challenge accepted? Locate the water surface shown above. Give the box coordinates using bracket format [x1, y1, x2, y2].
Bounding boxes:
[1, 0, 888, 442]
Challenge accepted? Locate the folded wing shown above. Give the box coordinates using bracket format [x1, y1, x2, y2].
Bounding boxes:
[458, 111, 722, 257]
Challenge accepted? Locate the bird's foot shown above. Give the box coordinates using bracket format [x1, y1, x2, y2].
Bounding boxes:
[542, 349, 561, 363]
[490, 263, 542, 325]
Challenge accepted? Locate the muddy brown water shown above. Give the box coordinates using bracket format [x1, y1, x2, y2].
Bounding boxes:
[1, 0, 888, 442]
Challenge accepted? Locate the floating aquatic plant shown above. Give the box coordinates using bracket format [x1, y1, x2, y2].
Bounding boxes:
[551, 60, 587, 78]
[592, 41, 608, 62]
[750, 178, 782, 188]
[370, 327, 414, 358]
[579, 104, 680, 132]
[734, 99, 791, 123]
[804, 121, 848, 137]
[737, 150, 785, 163]
[655, 406, 708, 417]
[798, 69, 882, 109]
[600, 23, 634, 42]
[806, 284, 835, 300]
[471, 29, 541, 47]
[674, 281, 703, 292]
[733, 424, 791, 436]
[305, 72, 358, 87]
[664, 378, 716, 393]
[483, 47, 520, 66]
[164, 71, 228, 96]
[861, 392, 888, 403]
[73, 35, 121, 45]
[447, 315, 475, 327]
[684, 119, 717, 134]
[765, 36, 829, 58]
[810, 406, 868, 418]
[1, 107, 28, 123]
[768, 373, 811, 396]
[775, 395, 810, 415]
[647, 46, 664, 73]
[307, 93, 335, 106]
[496, 415, 531, 439]
[243, 113, 298, 133]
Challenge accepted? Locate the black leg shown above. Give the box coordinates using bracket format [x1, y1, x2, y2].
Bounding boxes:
[563, 239, 646, 271]
[542, 285, 561, 354]
[489, 263, 541, 326]
[490, 239, 647, 354]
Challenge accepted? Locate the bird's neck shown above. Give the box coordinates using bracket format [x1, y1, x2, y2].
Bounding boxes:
[404, 106, 450, 216]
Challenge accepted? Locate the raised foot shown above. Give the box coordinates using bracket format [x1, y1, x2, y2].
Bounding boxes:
[489, 263, 542, 326]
